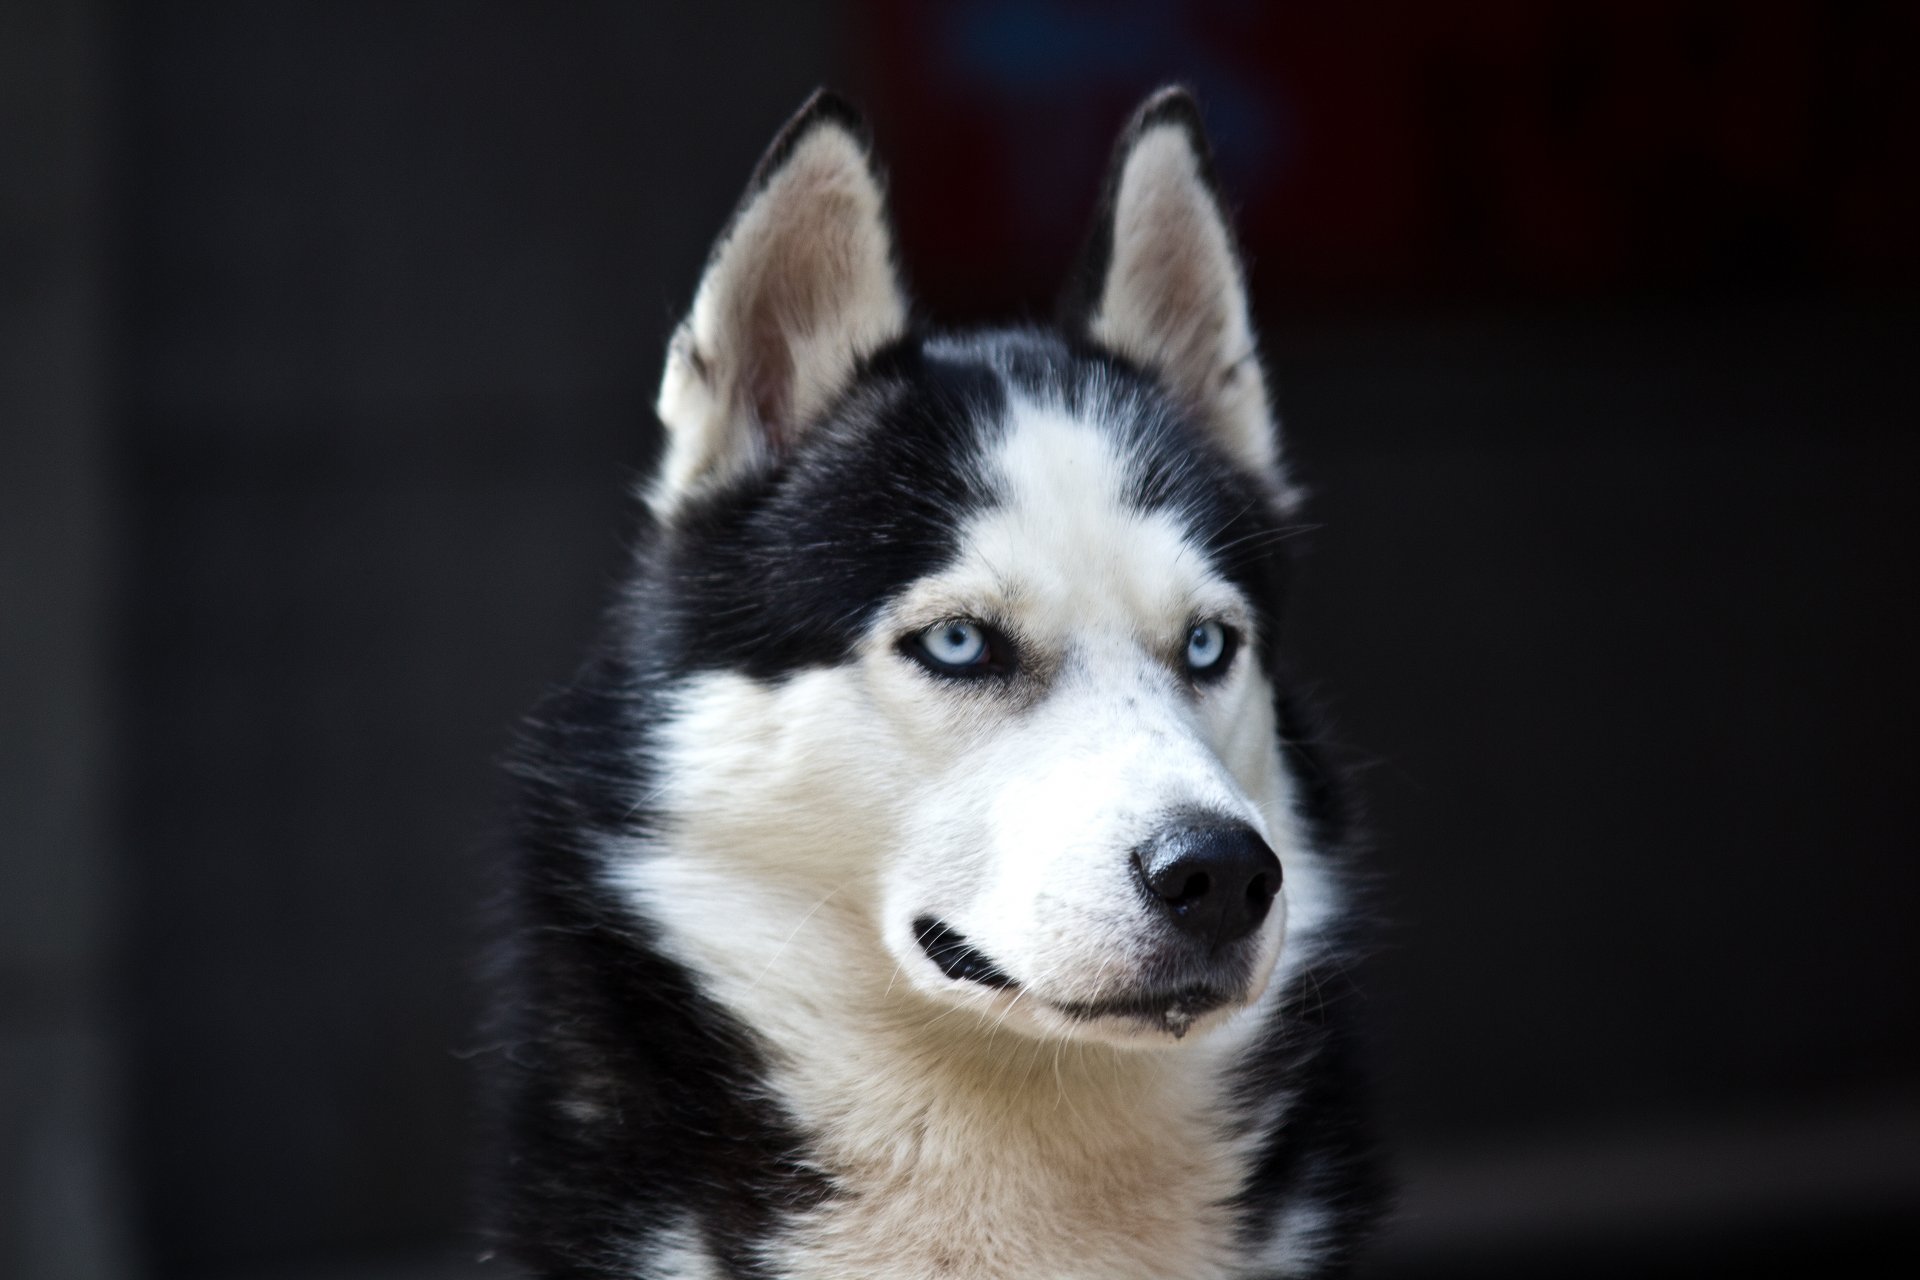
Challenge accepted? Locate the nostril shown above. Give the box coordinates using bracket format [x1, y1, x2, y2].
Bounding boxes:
[1245, 870, 1278, 919]
[1137, 819, 1282, 946]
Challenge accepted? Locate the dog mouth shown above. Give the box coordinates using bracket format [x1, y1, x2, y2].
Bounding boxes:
[912, 916, 1240, 1038]
[1047, 986, 1236, 1039]
[913, 916, 1017, 989]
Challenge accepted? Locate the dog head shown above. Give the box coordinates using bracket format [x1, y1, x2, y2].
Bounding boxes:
[630, 89, 1325, 1047]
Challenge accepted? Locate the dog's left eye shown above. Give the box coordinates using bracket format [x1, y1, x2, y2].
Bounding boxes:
[906, 619, 1008, 678]
[1185, 620, 1237, 678]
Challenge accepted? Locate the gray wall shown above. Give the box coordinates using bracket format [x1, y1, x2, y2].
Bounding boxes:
[111, 3, 849, 1274]
[1, 3, 132, 1278]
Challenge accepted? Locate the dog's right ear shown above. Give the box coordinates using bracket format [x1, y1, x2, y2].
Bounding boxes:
[651, 91, 908, 518]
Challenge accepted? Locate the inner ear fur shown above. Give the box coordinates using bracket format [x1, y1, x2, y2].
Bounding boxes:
[652, 91, 908, 517]
[1062, 86, 1284, 487]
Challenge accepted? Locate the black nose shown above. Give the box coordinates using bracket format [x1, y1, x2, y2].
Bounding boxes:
[1136, 821, 1282, 949]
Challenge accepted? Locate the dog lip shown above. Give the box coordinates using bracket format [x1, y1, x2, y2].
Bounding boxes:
[1046, 983, 1238, 1026]
[912, 916, 1018, 990]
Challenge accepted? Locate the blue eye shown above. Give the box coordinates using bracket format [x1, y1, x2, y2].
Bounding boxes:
[1186, 620, 1234, 675]
[916, 620, 993, 672]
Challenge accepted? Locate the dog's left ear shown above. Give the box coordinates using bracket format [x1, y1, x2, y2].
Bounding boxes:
[1062, 87, 1281, 484]
[652, 91, 909, 517]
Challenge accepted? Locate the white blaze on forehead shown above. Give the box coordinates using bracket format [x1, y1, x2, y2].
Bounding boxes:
[910, 391, 1237, 641]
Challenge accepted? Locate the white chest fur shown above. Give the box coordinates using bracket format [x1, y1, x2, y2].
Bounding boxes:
[756, 1014, 1272, 1280]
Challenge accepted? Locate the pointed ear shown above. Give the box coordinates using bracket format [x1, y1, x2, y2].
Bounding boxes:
[652, 91, 908, 516]
[1062, 87, 1281, 485]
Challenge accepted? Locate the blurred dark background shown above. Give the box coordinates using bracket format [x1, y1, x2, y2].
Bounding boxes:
[4, 2, 1916, 1277]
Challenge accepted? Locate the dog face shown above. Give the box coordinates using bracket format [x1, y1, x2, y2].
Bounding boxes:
[627, 91, 1324, 1048]
[867, 381, 1307, 1044]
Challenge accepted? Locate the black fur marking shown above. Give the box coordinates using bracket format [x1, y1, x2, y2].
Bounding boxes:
[492, 653, 835, 1278]
[655, 343, 1007, 679]
[1226, 686, 1389, 1276]
[1276, 686, 1352, 845]
[912, 916, 1017, 989]
[1227, 963, 1390, 1277]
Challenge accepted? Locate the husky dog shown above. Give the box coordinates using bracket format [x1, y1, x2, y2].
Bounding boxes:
[496, 87, 1382, 1279]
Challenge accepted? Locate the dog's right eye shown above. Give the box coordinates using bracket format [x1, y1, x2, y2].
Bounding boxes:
[904, 620, 1011, 678]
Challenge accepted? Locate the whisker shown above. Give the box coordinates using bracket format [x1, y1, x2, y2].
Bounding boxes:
[745, 874, 862, 994]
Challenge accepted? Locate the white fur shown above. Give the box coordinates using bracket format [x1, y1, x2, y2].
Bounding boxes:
[1256, 1199, 1338, 1276]
[635, 1219, 724, 1280]
[606, 385, 1340, 1278]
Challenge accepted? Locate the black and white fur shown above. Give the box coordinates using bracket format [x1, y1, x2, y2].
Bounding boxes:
[494, 87, 1383, 1279]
